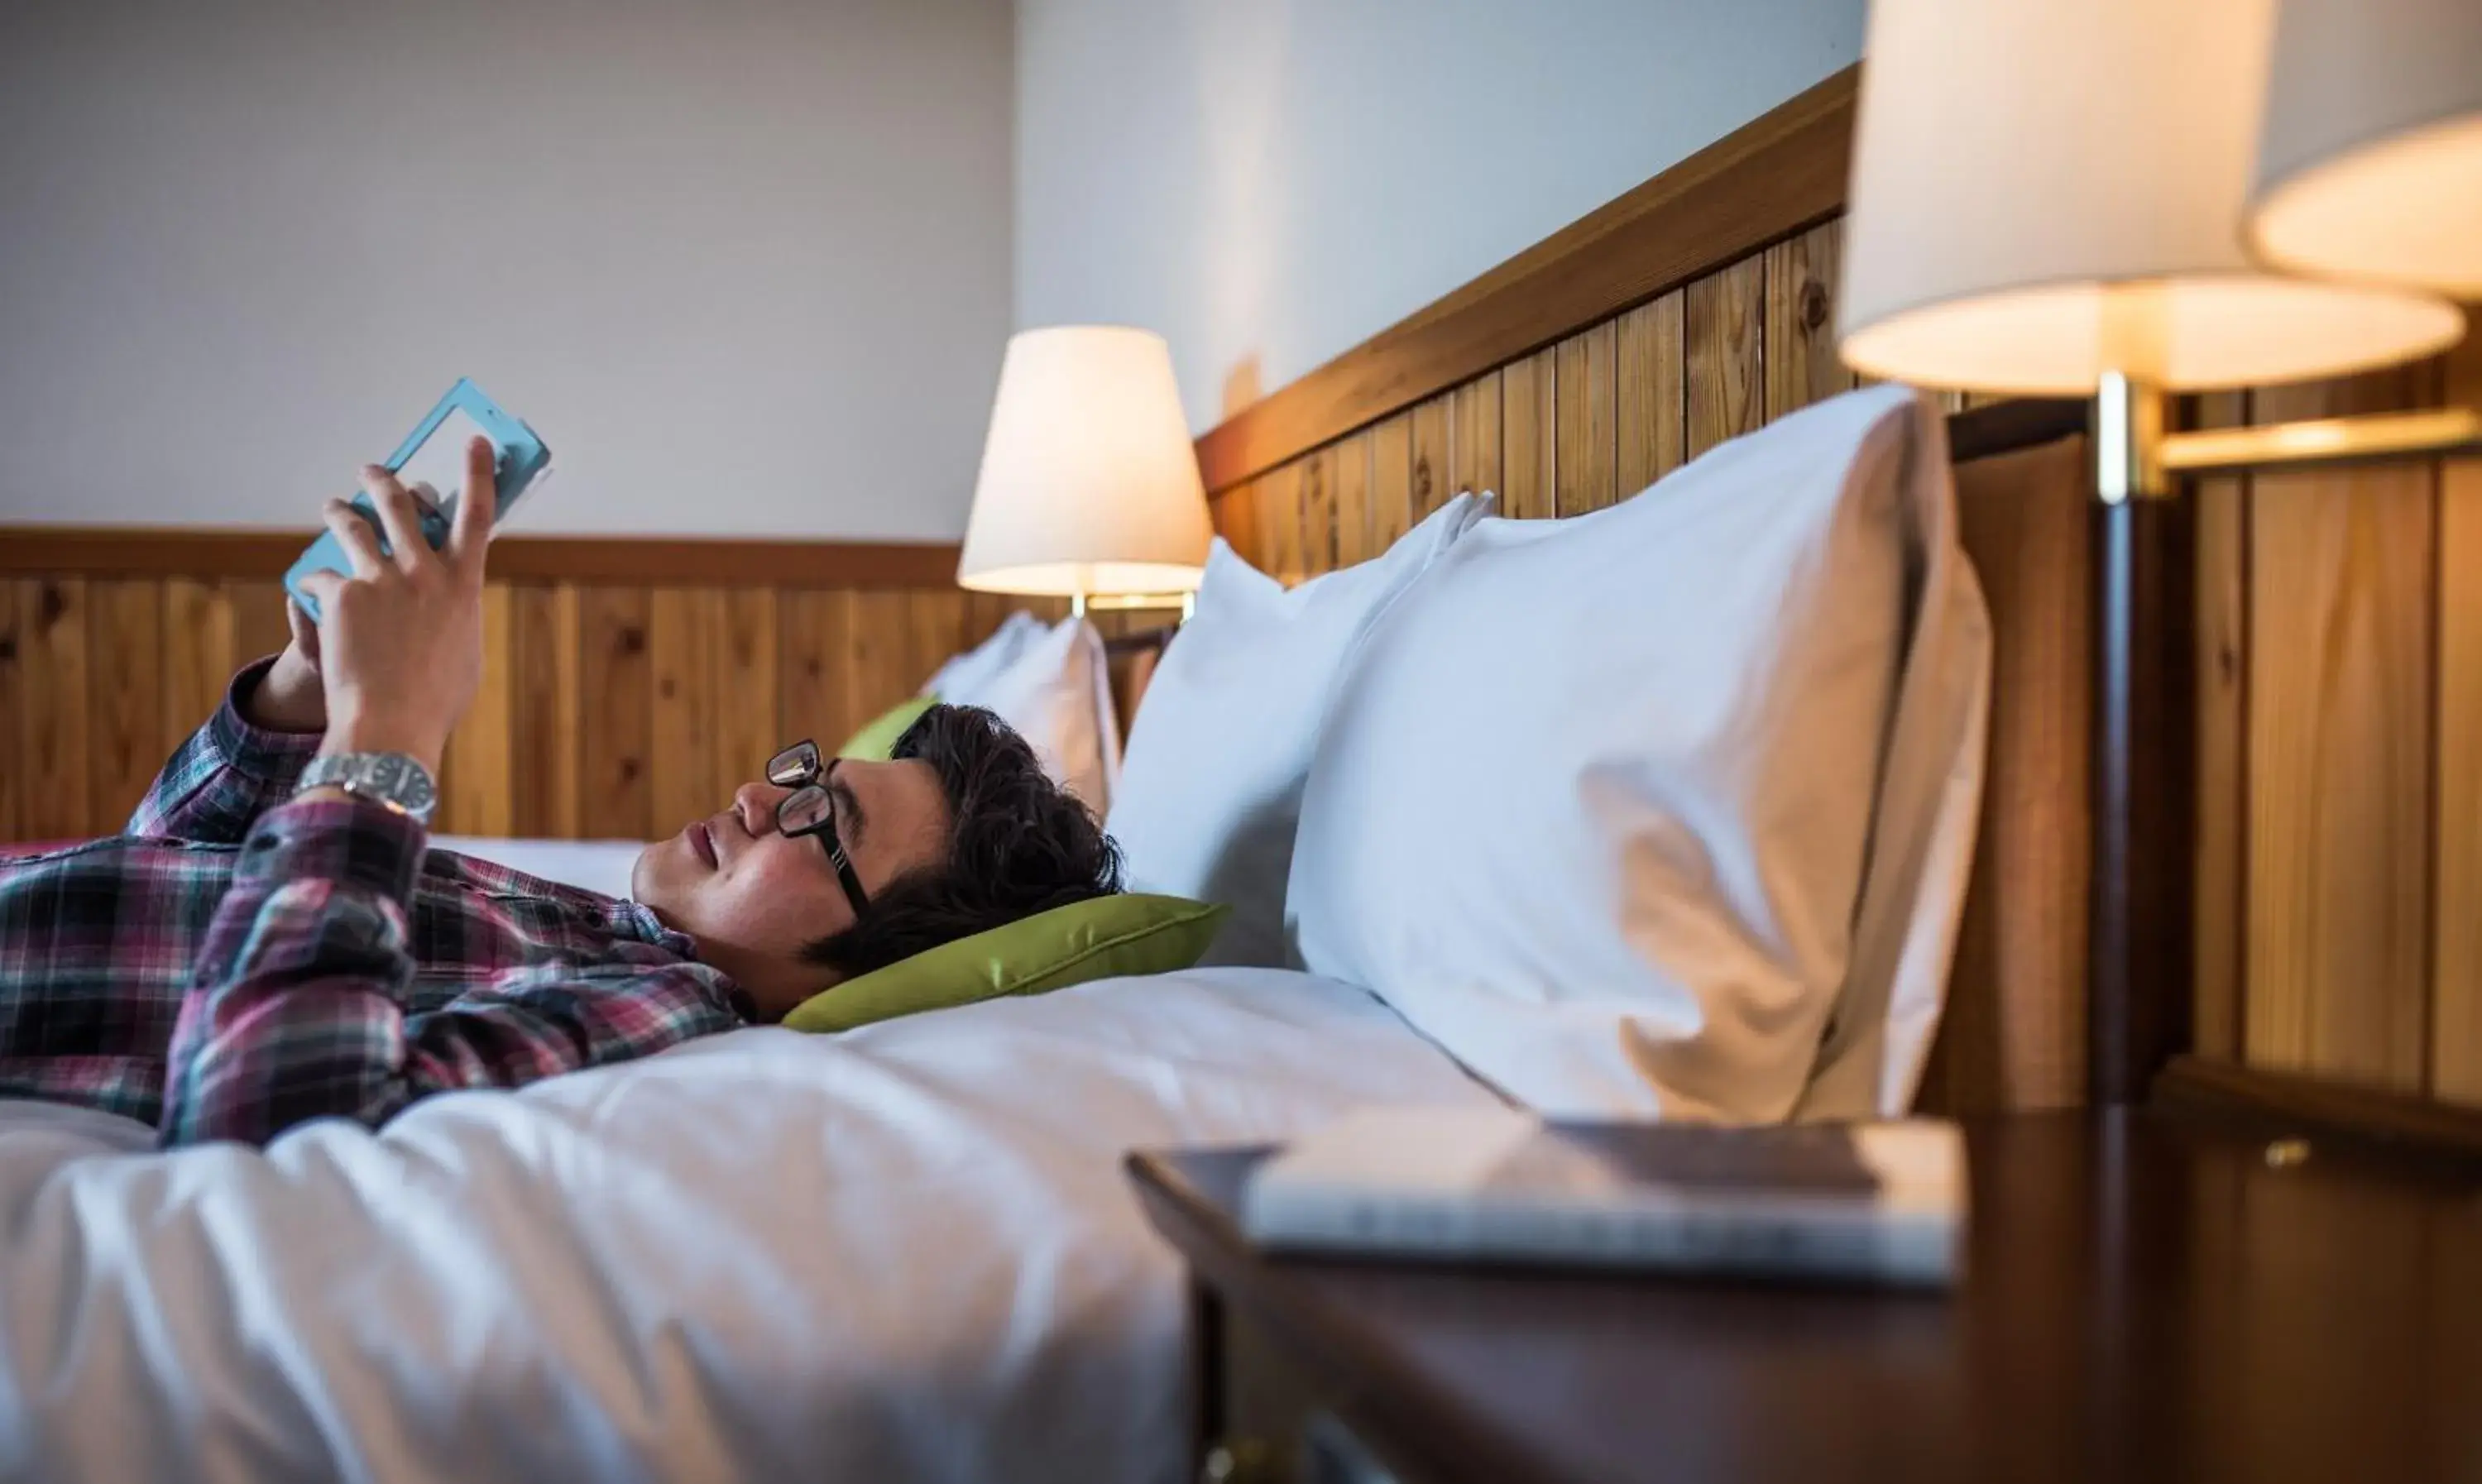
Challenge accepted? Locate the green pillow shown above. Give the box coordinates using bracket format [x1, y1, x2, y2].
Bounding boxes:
[782, 893, 1229, 1033]
[836, 694, 937, 760]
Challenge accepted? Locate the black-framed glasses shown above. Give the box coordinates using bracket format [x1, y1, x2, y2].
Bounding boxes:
[766, 740, 870, 917]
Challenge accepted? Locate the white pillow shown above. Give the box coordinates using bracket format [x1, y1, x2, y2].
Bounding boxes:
[1107, 493, 1491, 966]
[927, 614, 1119, 812]
[926, 610, 1042, 701]
[1287, 386, 1989, 1123]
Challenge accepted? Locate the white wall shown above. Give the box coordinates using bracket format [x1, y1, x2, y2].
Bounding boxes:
[1016, 0, 1865, 432]
[0, 0, 1011, 539]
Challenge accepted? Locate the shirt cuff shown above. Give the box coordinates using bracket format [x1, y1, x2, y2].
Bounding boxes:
[213, 657, 326, 783]
[237, 795, 428, 902]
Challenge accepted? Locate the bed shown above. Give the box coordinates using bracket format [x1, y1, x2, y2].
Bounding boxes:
[0, 69, 2160, 1484]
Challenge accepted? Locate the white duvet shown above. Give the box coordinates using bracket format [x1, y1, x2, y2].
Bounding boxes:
[0, 969, 1494, 1483]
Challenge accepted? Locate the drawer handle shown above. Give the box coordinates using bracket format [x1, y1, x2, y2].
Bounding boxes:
[1200, 1439, 1277, 1484]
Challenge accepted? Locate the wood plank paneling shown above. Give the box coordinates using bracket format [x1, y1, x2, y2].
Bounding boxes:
[1921, 438, 2093, 1114]
[713, 589, 779, 798]
[903, 590, 966, 704]
[577, 586, 654, 841]
[1554, 322, 1617, 515]
[649, 587, 723, 838]
[0, 529, 965, 589]
[2191, 392, 2250, 1065]
[1410, 395, 1452, 524]
[1330, 434, 1373, 569]
[1686, 256, 1765, 459]
[1297, 447, 1339, 577]
[1763, 219, 1856, 421]
[2246, 369, 2435, 1092]
[86, 581, 165, 828]
[228, 582, 292, 671]
[1449, 370, 1502, 500]
[1369, 414, 1415, 557]
[1616, 290, 1686, 495]
[2434, 329, 2482, 1105]
[0, 586, 21, 842]
[439, 583, 515, 835]
[17, 581, 93, 841]
[159, 578, 235, 753]
[1499, 348, 1559, 519]
[779, 589, 855, 754]
[844, 590, 919, 734]
[1257, 461, 1307, 586]
[510, 584, 580, 838]
[1216, 478, 1264, 570]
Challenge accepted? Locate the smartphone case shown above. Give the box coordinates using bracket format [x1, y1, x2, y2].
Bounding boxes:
[283, 377, 553, 621]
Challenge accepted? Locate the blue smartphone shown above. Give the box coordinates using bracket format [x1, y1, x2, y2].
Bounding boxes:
[282, 378, 553, 621]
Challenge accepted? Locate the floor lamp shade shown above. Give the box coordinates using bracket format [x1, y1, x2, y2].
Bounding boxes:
[2247, 0, 2482, 297]
[1839, 0, 2464, 393]
[958, 326, 1213, 598]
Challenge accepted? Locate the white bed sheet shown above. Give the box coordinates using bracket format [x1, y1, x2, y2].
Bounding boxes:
[0, 969, 1495, 1483]
[429, 835, 646, 900]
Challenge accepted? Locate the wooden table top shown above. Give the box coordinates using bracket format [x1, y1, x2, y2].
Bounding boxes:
[1128, 1108, 2482, 1484]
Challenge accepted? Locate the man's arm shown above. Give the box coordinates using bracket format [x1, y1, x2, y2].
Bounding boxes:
[156, 794, 739, 1147]
[124, 653, 326, 844]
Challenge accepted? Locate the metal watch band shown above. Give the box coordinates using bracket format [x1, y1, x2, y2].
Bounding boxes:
[298, 752, 438, 824]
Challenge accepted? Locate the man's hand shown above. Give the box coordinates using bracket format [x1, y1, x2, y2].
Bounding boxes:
[294, 438, 497, 778]
[239, 597, 328, 733]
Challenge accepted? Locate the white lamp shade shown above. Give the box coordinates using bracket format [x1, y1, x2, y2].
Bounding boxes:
[957, 326, 1213, 598]
[2247, 0, 2482, 298]
[1839, 0, 2464, 393]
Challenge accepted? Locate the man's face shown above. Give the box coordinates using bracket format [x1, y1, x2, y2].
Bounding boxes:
[632, 757, 952, 1020]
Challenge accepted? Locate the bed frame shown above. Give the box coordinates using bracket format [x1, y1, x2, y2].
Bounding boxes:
[1147, 66, 2194, 1118]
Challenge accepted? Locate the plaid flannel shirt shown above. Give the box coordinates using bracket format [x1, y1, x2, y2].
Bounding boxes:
[0, 659, 751, 1147]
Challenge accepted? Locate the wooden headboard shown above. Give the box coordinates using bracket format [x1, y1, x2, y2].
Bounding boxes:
[1176, 66, 2145, 1118]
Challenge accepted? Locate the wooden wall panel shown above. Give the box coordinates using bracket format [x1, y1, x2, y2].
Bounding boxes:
[1554, 322, 1617, 515]
[1500, 347, 1558, 519]
[159, 579, 236, 760]
[1762, 220, 1855, 421]
[85, 580, 165, 828]
[439, 584, 515, 836]
[1449, 371, 1502, 500]
[1213, 477, 1262, 569]
[17, 581, 92, 841]
[648, 587, 724, 838]
[510, 584, 581, 838]
[779, 589, 855, 757]
[1257, 461, 1307, 586]
[2433, 333, 2482, 1105]
[228, 582, 292, 668]
[577, 587, 654, 842]
[1296, 448, 1338, 577]
[712, 590, 779, 802]
[2191, 393, 2250, 1065]
[1330, 434, 1373, 569]
[1409, 395, 1451, 524]
[2245, 370, 2435, 1092]
[1368, 414, 1416, 558]
[1616, 290, 1685, 495]
[0, 586, 22, 842]
[1685, 255, 1765, 458]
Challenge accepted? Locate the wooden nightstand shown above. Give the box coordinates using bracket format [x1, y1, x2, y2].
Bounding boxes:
[1127, 1108, 2482, 1484]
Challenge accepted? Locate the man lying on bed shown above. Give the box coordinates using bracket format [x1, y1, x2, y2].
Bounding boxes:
[0, 441, 1120, 1147]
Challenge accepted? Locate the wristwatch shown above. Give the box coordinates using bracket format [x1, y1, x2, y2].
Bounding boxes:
[298, 752, 438, 825]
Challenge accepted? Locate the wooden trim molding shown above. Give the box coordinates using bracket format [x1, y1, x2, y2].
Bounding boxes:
[2154, 1055, 2482, 1165]
[0, 527, 964, 588]
[1193, 65, 1858, 495]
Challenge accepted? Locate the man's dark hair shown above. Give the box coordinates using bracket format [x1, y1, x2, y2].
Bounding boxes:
[804, 703, 1122, 977]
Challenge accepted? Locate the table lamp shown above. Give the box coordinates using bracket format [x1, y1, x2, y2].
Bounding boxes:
[957, 325, 1213, 617]
[1839, 0, 2477, 503]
